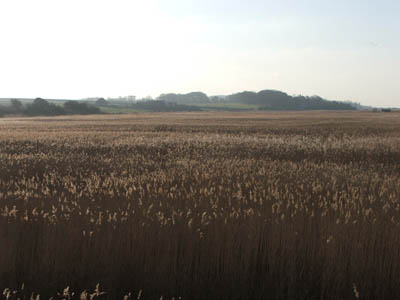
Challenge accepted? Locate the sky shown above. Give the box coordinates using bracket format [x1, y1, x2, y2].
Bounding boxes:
[0, 0, 399, 107]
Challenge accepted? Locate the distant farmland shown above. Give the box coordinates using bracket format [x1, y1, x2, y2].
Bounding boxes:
[0, 111, 399, 299]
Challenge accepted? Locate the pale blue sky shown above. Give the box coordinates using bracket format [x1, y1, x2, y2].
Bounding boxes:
[0, 0, 399, 106]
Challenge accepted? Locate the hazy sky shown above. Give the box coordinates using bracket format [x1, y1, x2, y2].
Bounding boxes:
[0, 0, 399, 107]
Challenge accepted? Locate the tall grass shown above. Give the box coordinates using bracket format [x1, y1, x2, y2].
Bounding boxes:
[0, 111, 399, 299]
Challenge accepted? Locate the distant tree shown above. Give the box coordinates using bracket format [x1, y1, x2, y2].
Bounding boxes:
[10, 99, 23, 113]
[227, 90, 356, 110]
[227, 91, 258, 104]
[157, 94, 179, 102]
[209, 96, 221, 102]
[26, 98, 65, 116]
[64, 101, 101, 115]
[132, 100, 202, 112]
[185, 92, 209, 103]
[95, 98, 108, 106]
[26, 98, 50, 115]
[33, 98, 47, 106]
[0, 106, 5, 117]
[158, 92, 210, 104]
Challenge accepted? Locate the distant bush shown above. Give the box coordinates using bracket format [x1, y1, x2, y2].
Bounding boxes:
[0, 104, 11, 116]
[228, 90, 356, 110]
[95, 98, 108, 106]
[132, 100, 202, 112]
[158, 92, 210, 104]
[10, 99, 23, 112]
[0, 100, 24, 116]
[64, 101, 101, 115]
[14, 99, 102, 116]
[25, 98, 65, 116]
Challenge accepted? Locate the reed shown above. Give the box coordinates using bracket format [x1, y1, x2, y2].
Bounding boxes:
[0, 111, 399, 299]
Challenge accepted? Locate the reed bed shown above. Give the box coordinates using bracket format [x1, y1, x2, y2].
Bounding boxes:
[0, 111, 399, 300]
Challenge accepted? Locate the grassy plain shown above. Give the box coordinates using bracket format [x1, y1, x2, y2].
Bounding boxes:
[0, 111, 399, 299]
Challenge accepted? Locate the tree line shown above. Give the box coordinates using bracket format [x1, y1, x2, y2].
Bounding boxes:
[0, 98, 101, 117]
[152, 90, 357, 110]
[0, 89, 361, 117]
[224, 90, 356, 110]
[131, 100, 202, 112]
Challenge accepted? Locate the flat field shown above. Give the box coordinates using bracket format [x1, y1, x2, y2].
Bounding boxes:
[0, 111, 400, 300]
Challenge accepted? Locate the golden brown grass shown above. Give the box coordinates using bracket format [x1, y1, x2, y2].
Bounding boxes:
[0, 111, 400, 299]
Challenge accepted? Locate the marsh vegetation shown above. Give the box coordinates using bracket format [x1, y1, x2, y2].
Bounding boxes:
[0, 111, 399, 299]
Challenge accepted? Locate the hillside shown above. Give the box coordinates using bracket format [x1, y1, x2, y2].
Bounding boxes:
[226, 90, 356, 110]
[155, 89, 356, 111]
